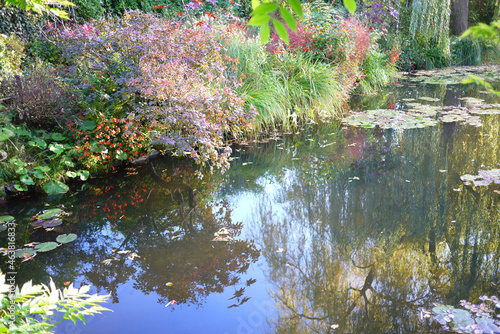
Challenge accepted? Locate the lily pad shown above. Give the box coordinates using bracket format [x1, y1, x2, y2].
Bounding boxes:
[35, 242, 59, 252]
[0, 216, 14, 223]
[15, 248, 36, 258]
[38, 209, 63, 220]
[56, 233, 77, 244]
[418, 96, 440, 102]
[42, 219, 63, 228]
[43, 181, 69, 195]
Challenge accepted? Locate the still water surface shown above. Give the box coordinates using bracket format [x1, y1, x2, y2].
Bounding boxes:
[2, 70, 500, 333]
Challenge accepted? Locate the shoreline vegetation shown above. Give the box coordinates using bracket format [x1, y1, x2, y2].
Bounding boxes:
[0, 0, 498, 198]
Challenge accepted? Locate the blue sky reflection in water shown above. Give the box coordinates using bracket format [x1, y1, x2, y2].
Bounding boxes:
[1, 76, 500, 333]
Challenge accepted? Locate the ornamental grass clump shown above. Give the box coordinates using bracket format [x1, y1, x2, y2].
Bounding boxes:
[54, 11, 256, 175]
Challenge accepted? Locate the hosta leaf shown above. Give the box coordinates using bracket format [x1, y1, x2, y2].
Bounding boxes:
[56, 233, 77, 244]
[35, 242, 59, 252]
[38, 209, 63, 219]
[43, 181, 69, 195]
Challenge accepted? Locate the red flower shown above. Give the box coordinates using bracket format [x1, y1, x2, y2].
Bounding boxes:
[152, 4, 166, 9]
[196, 21, 207, 27]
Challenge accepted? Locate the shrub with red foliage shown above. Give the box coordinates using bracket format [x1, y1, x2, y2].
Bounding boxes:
[266, 23, 315, 55]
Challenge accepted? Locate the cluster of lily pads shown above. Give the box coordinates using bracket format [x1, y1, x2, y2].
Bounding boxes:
[461, 169, 500, 187]
[425, 296, 500, 333]
[407, 65, 500, 85]
[343, 97, 500, 130]
[0, 208, 77, 262]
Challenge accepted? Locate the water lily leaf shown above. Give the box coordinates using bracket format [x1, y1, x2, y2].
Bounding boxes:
[477, 321, 500, 334]
[418, 97, 440, 102]
[43, 181, 69, 195]
[0, 216, 14, 223]
[38, 209, 63, 219]
[56, 233, 77, 244]
[42, 219, 62, 228]
[473, 179, 491, 186]
[15, 248, 36, 258]
[35, 242, 59, 252]
[433, 306, 454, 314]
[460, 174, 477, 182]
[0, 128, 14, 142]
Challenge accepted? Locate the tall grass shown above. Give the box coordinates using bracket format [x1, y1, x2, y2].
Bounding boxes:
[451, 35, 500, 66]
[358, 45, 399, 94]
[222, 31, 345, 132]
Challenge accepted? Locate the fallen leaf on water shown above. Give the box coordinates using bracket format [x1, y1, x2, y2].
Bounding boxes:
[453, 188, 461, 192]
[166, 282, 173, 287]
[276, 248, 284, 253]
[64, 281, 70, 286]
[405, 180, 411, 183]
[352, 176, 360, 180]
[102, 257, 118, 265]
[494, 190, 500, 195]
[439, 170, 447, 173]
[127, 253, 140, 260]
[117, 250, 131, 254]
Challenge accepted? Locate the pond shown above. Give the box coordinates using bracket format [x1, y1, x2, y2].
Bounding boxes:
[2, 66, 500, 333]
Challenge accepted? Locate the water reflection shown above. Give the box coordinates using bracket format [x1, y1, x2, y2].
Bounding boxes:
[3, 160, 260, 309]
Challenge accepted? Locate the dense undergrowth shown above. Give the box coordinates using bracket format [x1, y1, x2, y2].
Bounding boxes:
[0, 0, 497, 197]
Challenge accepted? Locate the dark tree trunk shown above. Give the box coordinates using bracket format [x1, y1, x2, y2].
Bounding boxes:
[450, 0, 469, 36]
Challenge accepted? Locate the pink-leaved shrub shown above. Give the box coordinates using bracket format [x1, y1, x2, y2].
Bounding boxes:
[53, 11, 256, 174]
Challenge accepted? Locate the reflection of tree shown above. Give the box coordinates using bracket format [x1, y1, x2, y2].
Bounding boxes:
[7, 158, 260, 309]
[252, 113, 500, 333]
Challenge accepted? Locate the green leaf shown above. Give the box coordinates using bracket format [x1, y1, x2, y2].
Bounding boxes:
[56, 233, 77, 244]
[43, 181, 69, 195]
[38, 208, 63, 219]
[0, 216, 14, 223]
[66, 171, 77, 178]
[49, 143, 65, 154]
[14, 183, 28, 192]
[35, 166, 51, 173]
[76, 313, 86, 324]
[20, 175, 35, 186]
[251, 0, 260, 10]
[343, 0, 356, 13]
[260, 23, 270, 43]
[32, 169, 44, 179]
[279, 7, 297, 31]
[42, 219, 62, 227]
[288, 0, 303, 18]
[28, 138, 47, 149]
[248, 14, 271, 26]
[76, 170, 89, 181]
[90, 143, 107, 154]
[35, 242, 59, 252]
[115, 151, 128, 161]
[80, 120, 96, 131]
[250, 3, 277, 15]
[13, 128, 30, 136]
[51, 133, 66, 141]
[15, 248, 36, 258]
[273, 19, 289, 44]
[0, 128, 14, 142]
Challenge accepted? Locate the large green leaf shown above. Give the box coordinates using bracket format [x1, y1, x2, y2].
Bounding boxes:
[49, 143, 65, 154]
[51, 133, 66, 141]
[38, 208, 63, 219]
[288, 0, 303, 18]
[0, 216, 14, 223]
[273, 19, 289, 44]
[43, 181, 69, 195]
[35, 242, 59, 252]
[280, 7, 297, 31]
[343, 0, 356, 13]
[0, 128, 14, 142]
[80, 120, 96, 131]
[250, 3, 277, 15]
[28, 138, 47, 149]
[248, 14, 271, 26]
[20, 175, 35, 186]
[56, 233, 77, 244]
[15, 248, 36, 258]
[260, 23, 270, 43]
[76, 170, 90, 181]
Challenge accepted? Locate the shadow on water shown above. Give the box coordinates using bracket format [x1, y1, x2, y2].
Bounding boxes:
[1, 70, 500, 333]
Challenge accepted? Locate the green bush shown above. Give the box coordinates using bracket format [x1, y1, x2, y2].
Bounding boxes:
[0, 271, 110, 333]
[0, 34, 25, 79]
